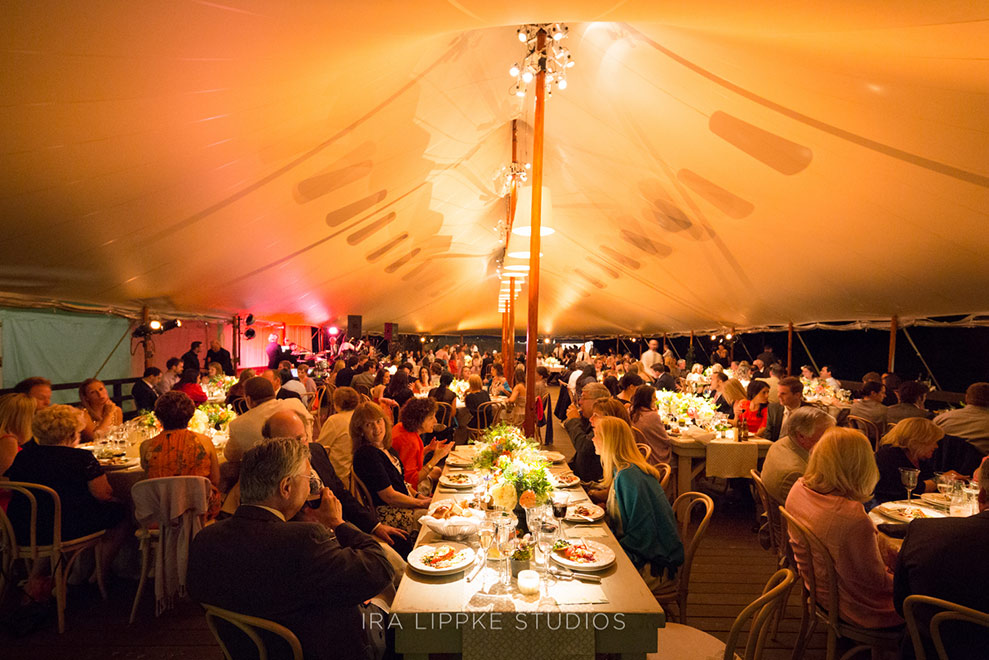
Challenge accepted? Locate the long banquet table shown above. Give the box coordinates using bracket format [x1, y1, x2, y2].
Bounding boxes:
[390, 459, 665, 660]
[670, 431, 773, 497]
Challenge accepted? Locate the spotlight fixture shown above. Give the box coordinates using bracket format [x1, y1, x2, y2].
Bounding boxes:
[149, 320, 162, 331]
[328, 326, 340, 336]
[244, 314, 255, 326]
[162, 319, 182, 332]
[244, 328, 256, 340]
[508, 23, 573, 98]
[420, 336, 426, 343]
[132, 318, 182, 338]
[710, 334, 717, 340]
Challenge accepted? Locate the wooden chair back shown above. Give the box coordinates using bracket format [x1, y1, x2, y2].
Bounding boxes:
[750, 469, 787, 567]
[846, 415, 881, 450]
[904, 594, 989, 660]
[724, 569, 797, 660]
[434, 401, 454, 428]
[656, 463, 671, 492]
[350, 473, 374, 510]
[670, 491, 714, 618]
[475, 401, 498, 429]
[203, 603, 303, 660]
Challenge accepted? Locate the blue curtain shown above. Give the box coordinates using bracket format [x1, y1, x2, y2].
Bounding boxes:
[0, 307, 133, 404]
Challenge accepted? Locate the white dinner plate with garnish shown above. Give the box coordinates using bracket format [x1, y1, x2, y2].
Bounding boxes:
[551, 472, 581, 488]
[446, 453, 474, 467]
[550, 539, 615, 571]
[539, 450, 566, 463]
[565, 503, 605, 523]
[438, 472, 478, 489]
[408, 542, 476, 575]
[874, 502, 945, 523]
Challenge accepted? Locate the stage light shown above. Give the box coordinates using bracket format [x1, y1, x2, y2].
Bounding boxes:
[328, 326, 340, 336]
[244, 314, 255, 326]
[162, 319, 182, 332]
[149, 320, 162, 331]
[244, 328, 256, 340]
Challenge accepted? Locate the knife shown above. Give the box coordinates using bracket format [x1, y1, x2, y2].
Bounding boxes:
[465, 559, 484, 583]
[550, 567, 601, 583]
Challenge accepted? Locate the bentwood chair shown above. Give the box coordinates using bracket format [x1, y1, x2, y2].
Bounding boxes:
[649, 569, 797, 660]
[656, 463, 672, 495]
[475, 401, 498, 430]
[845, 416, 881, 451]
[350, 474, 375, 510]
[434, 401, 455, 430]
[651, 491, 714, 624]
[203, 603, 303, 660]
[0, 482, 107, 633]
[779, 506, 902, 660]
[750, 470, 795, 640]
[903, 594, 989, 660]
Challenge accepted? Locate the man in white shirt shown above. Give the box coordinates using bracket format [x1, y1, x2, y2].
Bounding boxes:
[934, 382, 989, 454]
[156, 357, 184, 396]
[640, 339, 662, 380]
[849, 381, 888, 430]
[316, 386, 360, 483]
[819, 365, 841, 390]
[225, 377, 313, 462]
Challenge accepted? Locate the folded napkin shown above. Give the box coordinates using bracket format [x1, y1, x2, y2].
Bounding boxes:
[565, 527, 608, 539]
[705, 440, 759, 478]
[553, 583, 608, 606]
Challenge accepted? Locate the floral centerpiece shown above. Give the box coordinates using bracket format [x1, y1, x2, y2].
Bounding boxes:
[655, 391, 719, 428]
[800, 378, 851, 405]
[703, 365, 734, 380]
[450, 378, 470, 400]
[199, 402, 237, 430]
[471, 423, 553, 507]
[134, 403, 237, 436]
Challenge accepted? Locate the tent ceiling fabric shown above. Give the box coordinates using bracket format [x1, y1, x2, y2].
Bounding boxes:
[2, 2, 987, 334]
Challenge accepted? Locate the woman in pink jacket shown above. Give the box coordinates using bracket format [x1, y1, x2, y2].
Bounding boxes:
[785, 427, 902, 629]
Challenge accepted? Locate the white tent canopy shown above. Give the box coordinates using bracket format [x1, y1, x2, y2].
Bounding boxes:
[3, 2, 987, 335]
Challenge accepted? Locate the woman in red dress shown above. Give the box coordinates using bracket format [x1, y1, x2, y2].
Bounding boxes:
[738, 380, 770, 436]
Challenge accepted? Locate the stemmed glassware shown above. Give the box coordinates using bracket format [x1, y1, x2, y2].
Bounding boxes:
[476, 519, 495, 591]
[900, 467, 920, 502]
[496, 521, 515, 586]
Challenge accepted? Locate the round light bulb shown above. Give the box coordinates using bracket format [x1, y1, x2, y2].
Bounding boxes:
[509, 65, 519, 77]
[522, 71, 533, 84]
[518, 30, 527, 42]
[558, 79, 567, 90]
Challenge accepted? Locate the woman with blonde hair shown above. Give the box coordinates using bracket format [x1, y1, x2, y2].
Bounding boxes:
[592, 417, 683, 589]
[78, 378, 123, 442]
[350, 402, 431, 534]
[785, 428, 901, 629]
[874, 417, 959, 503]
[721, 378, 748, 418]
[0, 393, 37, 511]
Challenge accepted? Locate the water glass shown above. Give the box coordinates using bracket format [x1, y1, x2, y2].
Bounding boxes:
[899, 467, 920, 502]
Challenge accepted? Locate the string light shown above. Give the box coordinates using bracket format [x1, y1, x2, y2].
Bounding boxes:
[508, 23, 573, 98]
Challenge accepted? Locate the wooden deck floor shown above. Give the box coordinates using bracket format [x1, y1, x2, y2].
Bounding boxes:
[0, 395, 825, 659]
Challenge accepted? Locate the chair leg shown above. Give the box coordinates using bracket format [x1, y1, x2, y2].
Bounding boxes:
[94, 543, 107, 600]
[772, 577, 796, 641]
[54, 555, 67, 634]
[678, 593, 687, 624]
[826, 627, 838, 660]
[791, 600, 813, 660]
[129, 538, 151, 624]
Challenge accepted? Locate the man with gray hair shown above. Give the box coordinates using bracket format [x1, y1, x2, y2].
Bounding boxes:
[894, 456, 989, 658]
[188, 438, 393, 660]
[761, 407, 835, 502]
[565, 382, 612, 482]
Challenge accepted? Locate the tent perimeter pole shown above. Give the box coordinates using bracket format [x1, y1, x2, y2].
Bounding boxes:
[901, 327, 943, 391]
[787, 322, 794, 376]
[794, 330, 820, 374]
[523, 28, 547, 438]
[888, 314, 898, 373]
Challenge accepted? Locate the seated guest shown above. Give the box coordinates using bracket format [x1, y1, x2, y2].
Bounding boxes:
[224, 368, 255, 408]
[819, 366, 840, 391]
[800, 365, 817, 381]
[157, 358, 184, 396]
[628, 384, 672, 467]
[5, 405, 128, 574]
[428, 371, 458, 409]
[263, 411, 410, 561]
[862, 371, 882, 385]
[278, 368, 308, 400]
[201, 362, 225, 384]
[13, 376, 52, 410]
[390, 397, 451, 494]
[140, 391, 222, 518]
[767, 376, 815, 441]
[684, 363, 705, 393]
[187, 439, 394, 660]
[488, 363, 512, 398]
[881, 373, 901, 407]
[785, 428, 902, 629]
[225, 377, 313, 462]
[351, 362, 376, 392]
[79, 378, 123, 442]
[602, 375, 620, 397]
[874, 418, 961, 504]
[383, 370, 414, 409]
[505, 366, 528, 426]
[316, 386, 360, 484]
[654, 364, 677, 392]
[894, 457, 989, 660]
[887, 380, 933, 426]
[737, 380, 771, 437]
[721, 378, 748, 418]
[593, 417, 683, 590]
[758, 366, 785, 404]
[564, 382, 611, 482]
[131, 367, 162, 413]
[933, 382, 989, 454]
[351, 402, 432, 533]
[171, 369, 207, 405]
[413, 367, 431, 395]
[850, 381, 888, 431]
[761, 407, 835, 503]
[709, 372, 734, 416]
[617, 372, 644, 407]
[464, 375, 490, 428]
[0, 394, 37, 505]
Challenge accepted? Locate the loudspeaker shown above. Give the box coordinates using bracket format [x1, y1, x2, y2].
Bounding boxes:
[347, 315, 362, 340]
[384, 322, 397, 341]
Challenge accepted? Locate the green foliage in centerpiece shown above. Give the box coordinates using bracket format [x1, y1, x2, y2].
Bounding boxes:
[471, 423, 552, 501]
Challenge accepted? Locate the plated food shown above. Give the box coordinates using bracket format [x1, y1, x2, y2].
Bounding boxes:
[446, 453, 474, 468]
[550, 539, 615, 571]
[99, 456, 139, 469]
[427, 500, 480, 519]
[565, 503, 605, 523]
[551, 472, 581, 488]
[874, 502, 946, 523]
[438, 472, 478, 489]
[408, 542, 475, 575]
[538, 450, 566, 463]
[920, 493, 951, 507]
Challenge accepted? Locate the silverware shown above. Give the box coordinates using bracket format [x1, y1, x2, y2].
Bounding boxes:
[549, 567, 601, 583]
[465, 559, 484, 582]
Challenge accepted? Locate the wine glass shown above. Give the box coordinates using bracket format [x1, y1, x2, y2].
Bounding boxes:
[496, 522, 515, 586]
[935, 473, 953, 497]
[477, 520, 495, 591]
[899, 467, 920, 502]
[536, 519, 558, 576]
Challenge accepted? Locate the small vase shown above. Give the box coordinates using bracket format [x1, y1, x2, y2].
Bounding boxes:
[510, 558, 530, 577]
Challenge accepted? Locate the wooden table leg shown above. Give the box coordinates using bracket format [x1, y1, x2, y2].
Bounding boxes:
[677, 453, 692, 497]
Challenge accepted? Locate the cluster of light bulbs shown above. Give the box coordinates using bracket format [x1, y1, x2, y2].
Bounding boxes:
[711, 331, 735, 343]
[509, 23, 573, 98]
[495, 161, 531, 196]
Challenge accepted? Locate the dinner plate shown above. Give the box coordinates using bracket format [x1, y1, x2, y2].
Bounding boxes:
[438, 472, 478, 489]
[551, 472, 581, 488]
[539, 450, 566, 463]
[446, 453, 474, 468]
[408, 542, 476, 576]
[873, 502, 946, 523]
[99, 457, 139, 470]
[550, 539, 615, 571]
[565, 503, 605, 523]
[920, 493, 951, 508]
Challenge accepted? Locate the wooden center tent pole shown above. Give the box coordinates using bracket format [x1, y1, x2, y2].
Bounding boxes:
[888, 314, 898, 373]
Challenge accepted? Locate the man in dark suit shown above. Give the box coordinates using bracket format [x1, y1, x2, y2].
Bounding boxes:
[188, 438, 394, 660]
[893, 457, 989, 659]
[181, 341, 203, 374]
[205, 340, 235, 376]
[654, 364, 677, 392]
[766, 376, 815, 441]
[131, 367, 161, 412]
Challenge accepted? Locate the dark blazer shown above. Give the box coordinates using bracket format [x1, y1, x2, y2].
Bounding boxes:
[131, 379, 159, 412]
[655, 373, 676, 392]
[206, 347, 235, 376]
[893, 511, 989, 658]
[766, 401, 817, 442]
[565, 416, 603, 482]
[187, 506, 393, 660]
[306, 443, 377, 533]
